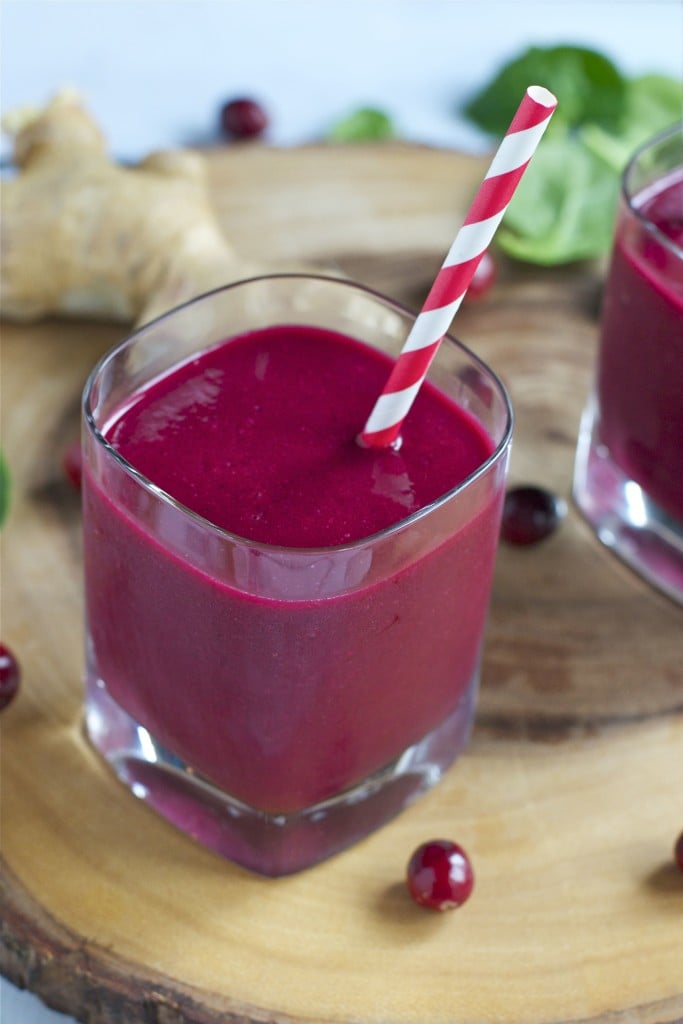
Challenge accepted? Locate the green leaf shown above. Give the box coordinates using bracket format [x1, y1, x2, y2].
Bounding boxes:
[462, 46, 681, 265]
[326, 107, 395, 142]
[580, 74, 683, 172]
[463, 45, 627, 135]
[495, 138, 619, 264]
[0, 450, 10, 527]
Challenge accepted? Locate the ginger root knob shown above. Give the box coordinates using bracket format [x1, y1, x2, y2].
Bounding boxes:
[1, 91, 254, 327]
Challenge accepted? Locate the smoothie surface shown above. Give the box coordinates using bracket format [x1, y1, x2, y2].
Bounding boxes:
[106, 325, 494, 547]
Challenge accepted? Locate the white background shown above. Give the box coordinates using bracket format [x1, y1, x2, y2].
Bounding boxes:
[1, 2, 681, 1022]
[2, 0, 682, 160]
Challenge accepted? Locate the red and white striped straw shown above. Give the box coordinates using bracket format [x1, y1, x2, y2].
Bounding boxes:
[359, 85, 558, 449]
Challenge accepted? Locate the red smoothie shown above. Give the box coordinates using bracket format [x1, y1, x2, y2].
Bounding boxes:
[596, 169, 683, 521]
[84, 324, 504, 813]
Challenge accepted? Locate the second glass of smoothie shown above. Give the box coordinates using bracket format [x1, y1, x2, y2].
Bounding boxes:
[83, 274, 512, 875]
[573, 124, 683, 604]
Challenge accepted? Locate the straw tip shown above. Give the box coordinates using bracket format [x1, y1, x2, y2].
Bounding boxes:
[527, 85, 558, 110]
[356, 430, 403, 452]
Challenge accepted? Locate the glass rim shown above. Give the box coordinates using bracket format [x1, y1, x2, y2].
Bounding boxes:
[622, 121, 683, 260]
[83, 272, 514, 556]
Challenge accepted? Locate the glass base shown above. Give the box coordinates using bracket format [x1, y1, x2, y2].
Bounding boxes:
[84, 672, 478, 876]
[573, 398, 683, 605]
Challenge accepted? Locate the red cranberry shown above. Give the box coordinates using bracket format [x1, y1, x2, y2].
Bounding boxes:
[406, 839, 474, 911]
[62, 438, 82, 490]
[501, 485, 565, 546]
[0, 643, 20, 711]
[466, 251, 497, 300]
[675, 832, 683, 873]
[220, 98, 268, 140]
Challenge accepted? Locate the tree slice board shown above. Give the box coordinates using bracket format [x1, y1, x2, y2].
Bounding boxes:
[1, 143, 682, 1024]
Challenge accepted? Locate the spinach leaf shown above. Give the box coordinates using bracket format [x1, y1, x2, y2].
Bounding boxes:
[327, 107, 395, 142]
[463, 45, 627, 135]
[496, 137, 619, 264]
[581, 74, 683, 171]
[463, 46, 681, 264]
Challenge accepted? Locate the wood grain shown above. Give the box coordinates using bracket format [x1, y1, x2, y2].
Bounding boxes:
[1, 143, 682, 1024]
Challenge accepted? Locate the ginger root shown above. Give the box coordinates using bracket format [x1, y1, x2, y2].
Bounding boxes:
[1, 92, 256, 326]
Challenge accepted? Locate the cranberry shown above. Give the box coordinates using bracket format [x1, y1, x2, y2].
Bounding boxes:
[466, 251, 497, 300]
[62, 438, 82, 490]
[406, 839, 474, 911]
[0, 643, 20, 711]
[220, 98, 269, 140]
[500, 485, 565, 546]
[675, 832, 683, 873]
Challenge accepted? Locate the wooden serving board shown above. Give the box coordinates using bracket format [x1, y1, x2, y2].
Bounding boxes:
[2, 144, 682, 1024]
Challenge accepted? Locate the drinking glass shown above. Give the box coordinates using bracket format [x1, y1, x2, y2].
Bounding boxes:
[573, 126, 683, 604]
[82, 274, 512, 875]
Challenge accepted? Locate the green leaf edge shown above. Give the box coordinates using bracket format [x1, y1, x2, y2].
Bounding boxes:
[0, 450, 10, 528]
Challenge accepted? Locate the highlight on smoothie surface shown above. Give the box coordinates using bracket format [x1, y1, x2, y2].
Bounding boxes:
[359, 85, 558, 449]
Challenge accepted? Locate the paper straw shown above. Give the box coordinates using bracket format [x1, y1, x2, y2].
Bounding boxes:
[359, 85, 558, 449]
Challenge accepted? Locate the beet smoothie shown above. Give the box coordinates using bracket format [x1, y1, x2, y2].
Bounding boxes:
[84, 322, 505, 814]
[596, 168, 683, 522]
